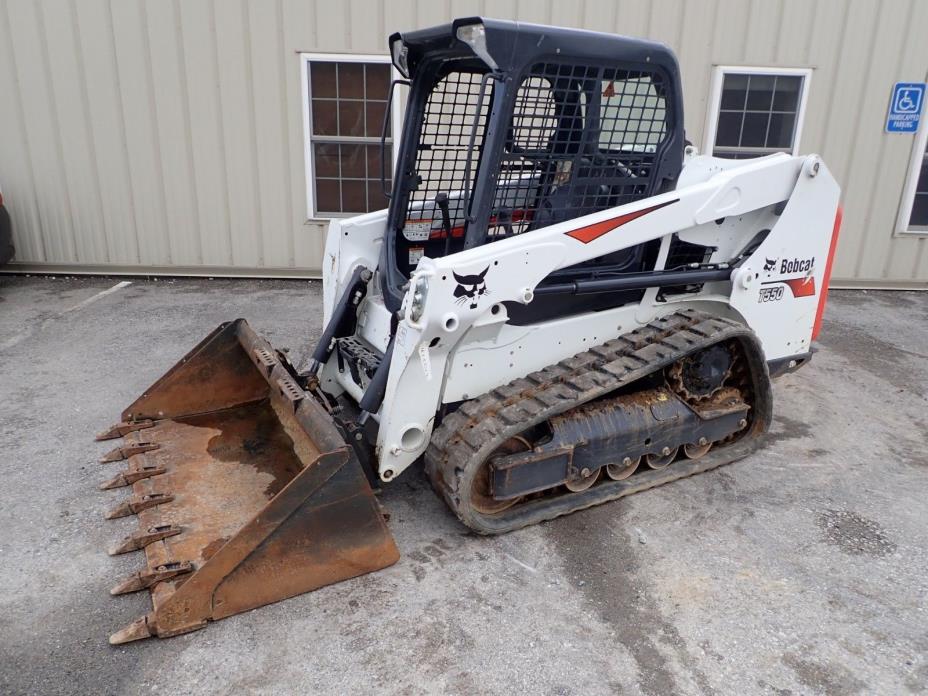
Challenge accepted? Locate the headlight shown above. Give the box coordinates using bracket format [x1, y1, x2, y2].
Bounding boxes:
[391, 39, 409, 78]
[455, 22, 498, 70]
[455, 23, 485, 45]
[409, 274, 429, 323]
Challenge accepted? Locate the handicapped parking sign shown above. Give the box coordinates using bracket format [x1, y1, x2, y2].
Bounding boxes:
[886, 82, 925, 133]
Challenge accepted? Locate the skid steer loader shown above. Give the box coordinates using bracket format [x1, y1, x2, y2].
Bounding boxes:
[96, 18, 842, 644]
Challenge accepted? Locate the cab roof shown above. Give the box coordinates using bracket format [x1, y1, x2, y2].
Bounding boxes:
[389, 17, 681, 78]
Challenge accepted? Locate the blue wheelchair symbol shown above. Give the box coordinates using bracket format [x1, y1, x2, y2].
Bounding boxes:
[895, 88, 921, 114]
[887, 82, 925, 133]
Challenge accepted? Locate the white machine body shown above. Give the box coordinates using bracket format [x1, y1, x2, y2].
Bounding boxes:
[320, 151, 841, 481]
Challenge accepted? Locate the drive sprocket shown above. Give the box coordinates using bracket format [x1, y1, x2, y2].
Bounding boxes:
[667, 342, 734, 402]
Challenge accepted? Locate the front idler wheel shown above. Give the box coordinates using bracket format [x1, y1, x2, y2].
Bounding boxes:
[470, 436, 531, 515]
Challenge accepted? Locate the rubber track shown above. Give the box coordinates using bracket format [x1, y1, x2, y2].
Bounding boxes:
[425, 308, 772, 535]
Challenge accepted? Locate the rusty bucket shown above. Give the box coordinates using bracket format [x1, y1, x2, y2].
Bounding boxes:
[96, 320, 399, 644]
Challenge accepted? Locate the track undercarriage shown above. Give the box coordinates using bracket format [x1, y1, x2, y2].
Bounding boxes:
[426, 309, 773, 534]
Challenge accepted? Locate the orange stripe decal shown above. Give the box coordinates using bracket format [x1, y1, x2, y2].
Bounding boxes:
[565, 199, 679, 244]
[783, 276, 816, 298]
[812, 205, 843, 340]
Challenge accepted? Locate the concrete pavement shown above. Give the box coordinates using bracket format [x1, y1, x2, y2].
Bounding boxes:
[0, 275, 925, 695]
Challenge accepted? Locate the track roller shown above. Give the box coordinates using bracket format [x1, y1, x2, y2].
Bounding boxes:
[684, 439, 712, 459]
[606, 456, 641, 481]
[646, 446, 678, 470]
[565, 467, 600, 492]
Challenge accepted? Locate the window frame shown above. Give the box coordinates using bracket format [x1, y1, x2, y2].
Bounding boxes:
[702, 65, 813, 159]
[895, 104, 928, 235]
[299, 53, 402, 220]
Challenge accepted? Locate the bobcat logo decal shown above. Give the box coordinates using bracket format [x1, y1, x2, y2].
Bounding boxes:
[763, 257, 778, 272]
[453, 266, 490, 309]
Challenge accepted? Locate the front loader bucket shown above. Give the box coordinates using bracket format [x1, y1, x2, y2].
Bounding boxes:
[96, 320, 399, 644]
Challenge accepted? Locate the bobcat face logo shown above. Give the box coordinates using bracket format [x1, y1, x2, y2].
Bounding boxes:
[763, 257, 777, 272]
[453, 266, 490, 309]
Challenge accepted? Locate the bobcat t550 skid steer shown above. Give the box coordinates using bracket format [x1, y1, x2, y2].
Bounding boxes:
[95, 18, 842, 644]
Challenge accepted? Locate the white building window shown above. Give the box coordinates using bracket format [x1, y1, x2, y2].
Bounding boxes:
[300, 54, 398, 218]
[704, 67, 812, 159]
[897, 114, 928, 234]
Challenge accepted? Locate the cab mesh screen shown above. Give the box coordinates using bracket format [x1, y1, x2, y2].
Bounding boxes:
[489, 63, 669, 240]
[401, 63, 669, 250]
[402, 71, 492, 240]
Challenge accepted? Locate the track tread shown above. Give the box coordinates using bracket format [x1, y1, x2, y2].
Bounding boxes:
[425, 309, 773, 534]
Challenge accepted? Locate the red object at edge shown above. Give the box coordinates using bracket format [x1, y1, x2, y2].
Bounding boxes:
[812, 205, 843, 340]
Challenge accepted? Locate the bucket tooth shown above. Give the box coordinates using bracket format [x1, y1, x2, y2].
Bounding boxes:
[109, 524, 183, 555]
[99, 461, 166, 490]
[96, 420, 155, 442]
[110, 560, 193, 595]
[105, 492, 174, 520]
[99, 441, 160, 463]
[109, 614, 154, 645]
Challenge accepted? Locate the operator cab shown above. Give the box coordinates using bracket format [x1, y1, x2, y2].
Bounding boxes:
[380, 18, 687, 322]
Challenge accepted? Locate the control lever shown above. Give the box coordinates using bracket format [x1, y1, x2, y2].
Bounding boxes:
[435, 192, 453, 256]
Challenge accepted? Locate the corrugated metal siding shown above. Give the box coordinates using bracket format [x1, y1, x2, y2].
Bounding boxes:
[0, 0, 926, 284]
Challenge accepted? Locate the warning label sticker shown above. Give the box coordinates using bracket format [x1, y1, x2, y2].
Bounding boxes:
[403, 219, 433, 241]
[408, 246, 424, 266]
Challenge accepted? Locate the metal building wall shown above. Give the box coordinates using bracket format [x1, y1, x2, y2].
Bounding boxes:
[1, 0, 926, 285]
